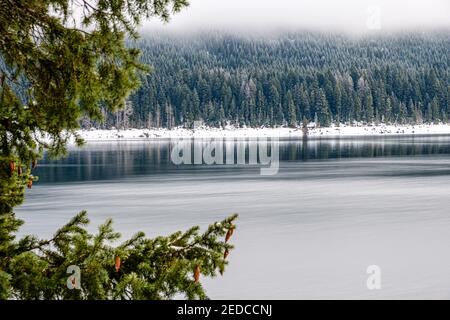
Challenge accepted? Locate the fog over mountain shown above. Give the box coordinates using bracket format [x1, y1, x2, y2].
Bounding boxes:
[143, 0, 450, 34]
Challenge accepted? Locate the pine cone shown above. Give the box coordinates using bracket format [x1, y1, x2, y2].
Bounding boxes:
[32, 159, 37, 169]
[9, 161, 15, 176]
[27, 179, 33, 189]
[115, 256, 121, 272]
[225, 227, 234, 243]
[223, 249, 229, 259]
[194, 265, 201, 283]
[17, 166, 22, 175]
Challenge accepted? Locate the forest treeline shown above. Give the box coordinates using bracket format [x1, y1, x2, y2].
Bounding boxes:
[89, 32, 450, 129]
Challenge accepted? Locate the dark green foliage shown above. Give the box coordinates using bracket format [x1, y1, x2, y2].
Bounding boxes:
[1, 1, 239, 300]
[113, 32, 450, 128]
[7, 211, 237, 300]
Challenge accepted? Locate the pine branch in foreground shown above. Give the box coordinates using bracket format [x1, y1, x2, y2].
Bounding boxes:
[3, 211, 238, 300]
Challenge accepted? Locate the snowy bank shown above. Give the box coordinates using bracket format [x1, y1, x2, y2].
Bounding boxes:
[75, 124, 450, 142]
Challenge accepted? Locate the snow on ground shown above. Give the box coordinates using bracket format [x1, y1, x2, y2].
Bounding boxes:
[75, 123, 450, 142]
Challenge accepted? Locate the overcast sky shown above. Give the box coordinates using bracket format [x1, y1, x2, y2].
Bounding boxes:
[143, 0, 450, 33]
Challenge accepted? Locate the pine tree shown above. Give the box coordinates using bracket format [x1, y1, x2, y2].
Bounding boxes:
[426, 102, 433, 123]
[385, 96, 393, 123]
[431, 97, 441, 122]
[364, 92, 375, 123]
[317, 89, 331, 127]
[0, 0, 238, 300]
[287, 91, 297, 127]
[298, 84, 311, 121]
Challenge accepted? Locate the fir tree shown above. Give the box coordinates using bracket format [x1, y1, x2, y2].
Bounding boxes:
[317, 89, 331, 127]
[287, 91, 297, 127]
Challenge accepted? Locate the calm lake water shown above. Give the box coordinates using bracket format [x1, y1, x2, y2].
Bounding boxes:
[16, 135, 450, 299]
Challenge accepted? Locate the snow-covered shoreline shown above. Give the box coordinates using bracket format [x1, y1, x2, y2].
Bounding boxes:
[76, 123, 450, 142]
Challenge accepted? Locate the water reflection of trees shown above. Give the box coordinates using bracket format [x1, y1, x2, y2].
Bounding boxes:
[37, 137, 450, 182]
[286, 137, 450, 161]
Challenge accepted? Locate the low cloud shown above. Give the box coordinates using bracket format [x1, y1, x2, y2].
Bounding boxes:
[142, 0, 450, 34]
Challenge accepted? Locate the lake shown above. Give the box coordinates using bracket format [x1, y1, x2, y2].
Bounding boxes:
[16, 135, 450, 299]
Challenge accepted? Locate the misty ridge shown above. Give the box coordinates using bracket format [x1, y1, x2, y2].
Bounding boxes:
[79, 0, 450, 130]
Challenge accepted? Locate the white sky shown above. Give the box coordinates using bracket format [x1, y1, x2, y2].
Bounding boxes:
[143, 0, 450, 33]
